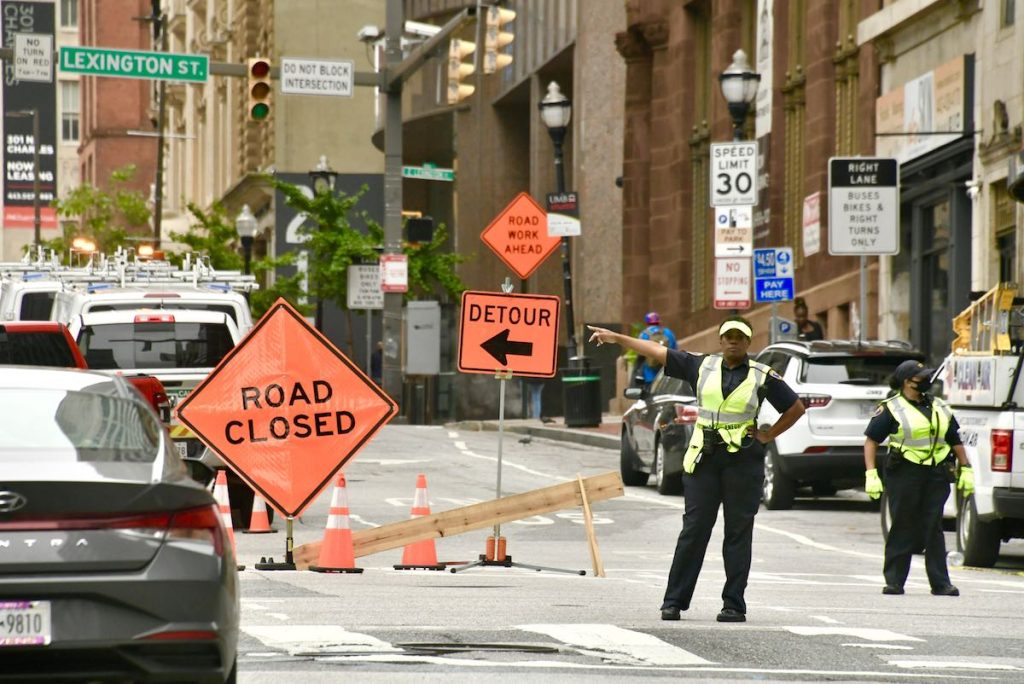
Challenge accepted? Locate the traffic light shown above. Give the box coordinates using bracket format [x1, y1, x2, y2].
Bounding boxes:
[447, 38, 476, 105]
[483, 6, 515, 74]
[247, 58, 272, 121]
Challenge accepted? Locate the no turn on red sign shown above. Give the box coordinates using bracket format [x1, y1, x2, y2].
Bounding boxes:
[458, 291, 561, 378]
[176, 298, 398, 517]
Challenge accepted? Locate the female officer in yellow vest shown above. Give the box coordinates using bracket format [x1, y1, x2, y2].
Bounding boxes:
[588, 317, 805, 623]
[863, 360, 973, 596]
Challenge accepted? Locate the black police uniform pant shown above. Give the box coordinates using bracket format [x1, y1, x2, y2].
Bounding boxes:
[662, 445, 764, 614]
[883, 460, 952, 589]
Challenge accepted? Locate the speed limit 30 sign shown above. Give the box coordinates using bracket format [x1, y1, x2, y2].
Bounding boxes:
[710, 142, 758, 207]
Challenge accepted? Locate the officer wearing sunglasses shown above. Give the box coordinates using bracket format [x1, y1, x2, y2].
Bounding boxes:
[863, 360, 973, 597]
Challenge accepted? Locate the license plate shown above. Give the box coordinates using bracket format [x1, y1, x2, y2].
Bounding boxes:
[0, 601, 51, 646]
[859, 401, 879, 418]
[175, 441, 187, 459]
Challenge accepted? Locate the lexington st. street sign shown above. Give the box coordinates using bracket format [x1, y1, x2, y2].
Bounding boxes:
[59, 46, 209, 83]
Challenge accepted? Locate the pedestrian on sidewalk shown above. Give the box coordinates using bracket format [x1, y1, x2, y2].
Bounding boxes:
[587, 317, 805, 623]
[863, 360, 972, 597]
[636, 312, 677, 386]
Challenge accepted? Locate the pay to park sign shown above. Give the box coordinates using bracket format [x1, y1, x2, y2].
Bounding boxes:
[177, 299, 397, 517]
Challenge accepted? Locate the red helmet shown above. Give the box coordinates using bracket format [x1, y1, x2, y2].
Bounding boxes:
[644, 312, 660, 325]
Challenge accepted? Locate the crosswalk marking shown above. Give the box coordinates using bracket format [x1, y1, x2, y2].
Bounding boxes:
[785, 626, 924, 642]
[243, 625, 401, 656]
[517, 623, 712, 666]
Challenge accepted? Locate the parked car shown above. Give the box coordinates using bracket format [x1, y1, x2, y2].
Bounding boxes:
[0, 366, 238, 683]
[754, 339, 926, 509]
[0, 321, 169, 416]
[619, 369, 698, 495]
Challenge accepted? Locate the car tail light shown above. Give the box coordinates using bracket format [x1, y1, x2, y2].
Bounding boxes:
[167, 505, 227, 557]
[673, 404, 699, 424]
[799, 394, 832, 409]
[803, 446, 828, 454]
[143, 292, 181, 298]
[134, 313, 175, 323]
[992, 430, 1013, 472]
[127, 375, 170, 413]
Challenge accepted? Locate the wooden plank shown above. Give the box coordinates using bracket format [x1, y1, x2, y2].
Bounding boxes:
[294, 471, 624, 569]
[577, 473, 605, 578]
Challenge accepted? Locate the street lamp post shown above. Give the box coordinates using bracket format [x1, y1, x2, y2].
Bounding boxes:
[235, 204, 258, 276]
[308, 156, 338, 330]
[6, 109, 42, 247]
[538, 82, 578, 360]
[718, 49, 760, 142]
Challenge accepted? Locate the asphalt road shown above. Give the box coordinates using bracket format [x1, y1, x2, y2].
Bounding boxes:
[233, 424, 1024, 683]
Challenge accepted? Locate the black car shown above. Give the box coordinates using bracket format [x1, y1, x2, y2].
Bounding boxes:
[619, 370, 697, 495]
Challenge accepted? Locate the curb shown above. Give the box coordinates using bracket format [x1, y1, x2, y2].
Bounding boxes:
[449, 420, 619, 451]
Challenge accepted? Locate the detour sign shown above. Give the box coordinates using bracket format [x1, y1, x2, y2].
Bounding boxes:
[177, 298, 397, 517]
[458, 290, 561, 378]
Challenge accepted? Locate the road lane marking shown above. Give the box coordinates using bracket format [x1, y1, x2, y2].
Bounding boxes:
[889, 659, 1021, 671]
[810, 615, 842, 624]
[517, 623, 712, 665]
[242, 625, 401, 656]
[785, 627, 924, 642]
[843, 643, 915, 650]
[359, 458, 431, 466]
[755, 523, 880, 560]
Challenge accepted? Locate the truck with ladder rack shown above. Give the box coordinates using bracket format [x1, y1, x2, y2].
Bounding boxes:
[942, 283, 1024, 566]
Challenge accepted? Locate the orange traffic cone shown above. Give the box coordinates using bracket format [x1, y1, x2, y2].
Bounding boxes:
[309, 474, 364, 574]
[394, 474, 445, 571]
[213, 470, 245, 570]
[242, 492, 276, 534]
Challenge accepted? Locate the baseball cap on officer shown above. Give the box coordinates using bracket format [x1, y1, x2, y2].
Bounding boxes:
[892, 360, 937, 385]
[719, 319, 753, 339]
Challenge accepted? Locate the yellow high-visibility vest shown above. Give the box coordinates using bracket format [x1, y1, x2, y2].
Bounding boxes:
[685, 355, 771, 455]
[883, 394, 951, 465]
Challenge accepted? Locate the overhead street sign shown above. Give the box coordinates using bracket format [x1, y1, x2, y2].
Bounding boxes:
[14, 33, 52, 83]
[710, 141, 758, 207]
[714, 205, 753, 257]
[753, 247, 795, 303]
[280, 57, 354, 97]
[176, 299, 397, 517]
[59, 46, 209, 83]
[828, 157, 899, 255]
[458, 291, 561, 378]
[713, 257, 751, 310]
[480, 192, 560, 280]
[402, 165, 455, 182]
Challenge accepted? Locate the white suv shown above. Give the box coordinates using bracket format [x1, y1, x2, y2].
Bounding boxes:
[755, 340, 926, 509]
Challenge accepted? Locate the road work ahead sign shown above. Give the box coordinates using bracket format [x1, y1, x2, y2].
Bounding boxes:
[458, 291, 561, 378]
[177, 298, 397, 516]
[481, 192, 561, 279]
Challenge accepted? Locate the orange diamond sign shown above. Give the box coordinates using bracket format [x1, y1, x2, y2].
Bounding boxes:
[176, 298, 397, 517]
[481, 191, 561, 279]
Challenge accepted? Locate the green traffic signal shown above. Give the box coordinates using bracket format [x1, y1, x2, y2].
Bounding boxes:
[250, 103, 270, 120]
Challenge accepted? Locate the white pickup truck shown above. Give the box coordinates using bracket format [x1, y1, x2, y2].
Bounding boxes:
[941, 284, 1024, 567]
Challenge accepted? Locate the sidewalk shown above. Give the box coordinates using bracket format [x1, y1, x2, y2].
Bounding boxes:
[449, 413, 621, 450]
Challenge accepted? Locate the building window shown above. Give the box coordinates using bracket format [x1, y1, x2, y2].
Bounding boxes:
[60, 0, 78, 28]
[1003, 0, 1016, 27]
[994, 182, 1016, 281]
[61, 81, 79, 142]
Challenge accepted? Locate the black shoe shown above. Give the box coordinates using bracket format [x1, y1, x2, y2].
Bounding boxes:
[716, 608, 746, 623]
[882, 585, 904, 595]
[931, 585, 960, 596]
[540, 416, 555, 424]
[661, 607, 681, 621]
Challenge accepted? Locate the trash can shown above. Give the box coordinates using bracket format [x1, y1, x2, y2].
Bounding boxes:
[561, 357, 602, 428]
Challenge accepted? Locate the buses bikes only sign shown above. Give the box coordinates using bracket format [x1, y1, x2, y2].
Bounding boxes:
[177, 298, 397, 517]
[458, 291, 561, 378]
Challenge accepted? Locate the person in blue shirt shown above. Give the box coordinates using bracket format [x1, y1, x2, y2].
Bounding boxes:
[637, 312, 677, 385]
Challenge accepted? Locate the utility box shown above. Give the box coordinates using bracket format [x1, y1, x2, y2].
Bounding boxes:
[404, 301, 440, 375]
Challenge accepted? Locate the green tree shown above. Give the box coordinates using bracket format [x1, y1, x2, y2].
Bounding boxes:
[165, 201, 313, 321]
[47, 165, 151, 260]
[270, 176, 469, 353]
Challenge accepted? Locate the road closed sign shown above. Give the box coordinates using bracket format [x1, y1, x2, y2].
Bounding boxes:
[176, 298, 397, 517]
[481, 192, 561, 279]
[458, 291, 561, 378]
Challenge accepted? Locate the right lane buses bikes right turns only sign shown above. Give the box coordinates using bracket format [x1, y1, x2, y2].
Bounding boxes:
[828, 157, 899, 255]
[458, 291, 561, 378]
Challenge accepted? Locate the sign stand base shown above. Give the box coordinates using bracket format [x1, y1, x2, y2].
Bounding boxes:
[255, 516, 298, 571]
[450, 348, 584, 577]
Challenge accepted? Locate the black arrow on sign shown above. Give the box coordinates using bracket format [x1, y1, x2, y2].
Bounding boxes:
[481, 329, 534, 365]
[724, 245, 747, 254]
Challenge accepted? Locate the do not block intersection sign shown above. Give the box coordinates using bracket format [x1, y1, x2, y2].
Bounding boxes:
[458, 291, 561, 378]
